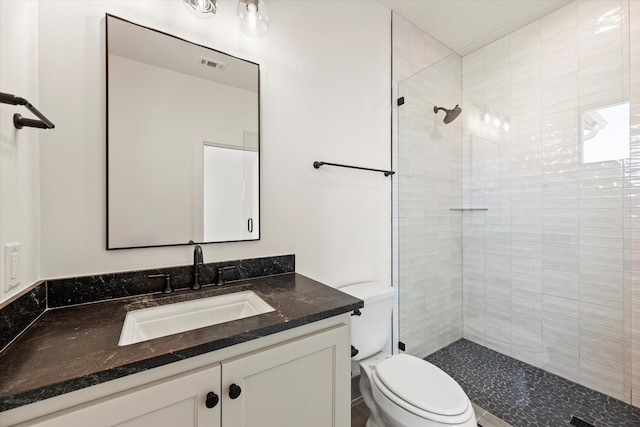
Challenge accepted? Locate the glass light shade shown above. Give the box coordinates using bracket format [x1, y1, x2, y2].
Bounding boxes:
[237, 0, 269, 38]
[183, 0, 217, 18]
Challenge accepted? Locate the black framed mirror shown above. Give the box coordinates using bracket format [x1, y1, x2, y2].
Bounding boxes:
[106, 14, 260, 249]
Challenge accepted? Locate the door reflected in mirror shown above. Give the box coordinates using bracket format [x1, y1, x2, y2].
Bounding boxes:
[106, 14, 260, 249]
[202, 136, 259, 242]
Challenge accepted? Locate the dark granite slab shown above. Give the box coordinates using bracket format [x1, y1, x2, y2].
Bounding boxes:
[0, 255, 294, 356]
[0, 273, 362, 412]
[0, 283, 46, 352]
[47, 254, 295, 307]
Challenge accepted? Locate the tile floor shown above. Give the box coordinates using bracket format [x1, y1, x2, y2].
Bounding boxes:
[351, 399, 370, 427]
[473, 402, 514, 427]
[426, 339, 640, 427]
[351, 339, 640, 426]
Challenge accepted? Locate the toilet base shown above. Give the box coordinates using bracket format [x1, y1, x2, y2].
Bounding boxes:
[359, 370, 386, 427]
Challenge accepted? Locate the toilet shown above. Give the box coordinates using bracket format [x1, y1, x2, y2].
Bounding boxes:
[341, 282, 476, 427]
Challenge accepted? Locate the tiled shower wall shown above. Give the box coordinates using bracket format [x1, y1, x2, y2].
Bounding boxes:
[397, 55, 463, 358]
[461, 0, 637, 404]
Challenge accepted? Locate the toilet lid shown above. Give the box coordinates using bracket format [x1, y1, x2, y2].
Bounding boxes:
[374, 354, 468, 416]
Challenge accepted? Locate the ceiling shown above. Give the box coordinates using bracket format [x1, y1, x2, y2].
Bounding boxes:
[378, 0, 573, 56]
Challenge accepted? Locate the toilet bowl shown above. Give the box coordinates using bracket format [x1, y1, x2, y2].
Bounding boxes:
[359, 353, 476, 427]
[340, 282, 476, 427]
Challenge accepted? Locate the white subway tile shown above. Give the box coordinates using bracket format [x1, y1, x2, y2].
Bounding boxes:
[580, 358, 624, 400]
[543, 294, 580, 318]
[543, 277, 579, 300]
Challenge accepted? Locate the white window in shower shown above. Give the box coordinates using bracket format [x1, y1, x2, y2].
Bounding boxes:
[581, 102, 629, 164]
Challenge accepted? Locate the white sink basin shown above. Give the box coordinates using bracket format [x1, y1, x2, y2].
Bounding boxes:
[118, 290, 274, 346]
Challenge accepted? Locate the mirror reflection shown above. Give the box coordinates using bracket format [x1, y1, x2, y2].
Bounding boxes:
[106, 14, 260, 249]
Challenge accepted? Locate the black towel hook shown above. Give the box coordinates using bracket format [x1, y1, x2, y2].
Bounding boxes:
[0, 92, 55, 130]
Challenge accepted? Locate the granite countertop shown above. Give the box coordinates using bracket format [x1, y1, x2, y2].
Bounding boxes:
[0, 273, 363, 412]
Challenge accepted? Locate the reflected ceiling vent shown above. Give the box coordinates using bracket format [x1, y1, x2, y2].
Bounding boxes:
[200, 58, 227, 71]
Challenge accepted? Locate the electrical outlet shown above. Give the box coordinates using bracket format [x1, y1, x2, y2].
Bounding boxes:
[5, 243, 20, 291]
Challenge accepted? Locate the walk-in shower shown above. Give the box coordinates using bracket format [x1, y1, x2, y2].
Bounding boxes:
[394, 0, 638, 418]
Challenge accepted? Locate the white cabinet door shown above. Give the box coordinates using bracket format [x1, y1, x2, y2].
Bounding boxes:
[21, 365, 221, 427]
[12, 322, 351, 427]
[221, 325, 350, 427]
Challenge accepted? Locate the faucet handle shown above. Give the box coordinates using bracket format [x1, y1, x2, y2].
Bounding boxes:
[148, 273, 173, 294]
[215, 266, 238, 286]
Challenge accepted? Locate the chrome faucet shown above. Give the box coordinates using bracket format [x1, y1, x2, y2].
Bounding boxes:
[192, 244, 203, 290]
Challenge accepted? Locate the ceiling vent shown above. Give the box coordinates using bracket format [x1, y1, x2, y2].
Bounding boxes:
[200, 58, 227, 71]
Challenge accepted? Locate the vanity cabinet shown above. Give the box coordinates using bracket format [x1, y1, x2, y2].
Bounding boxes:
[20, 366, 221, 427]
[15, 324, 349, 427]
[221, 323, 344, 427]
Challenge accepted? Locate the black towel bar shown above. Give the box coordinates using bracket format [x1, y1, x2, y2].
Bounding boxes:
[0, 92, 55, 130]
[313, 161, 395, 177]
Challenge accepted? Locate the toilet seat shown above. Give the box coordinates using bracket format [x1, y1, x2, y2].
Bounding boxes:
[370, 354, 473, 425]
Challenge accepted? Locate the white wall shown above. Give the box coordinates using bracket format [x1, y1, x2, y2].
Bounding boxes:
[35, 1, 391, 288]
[0, 1, 40, 303]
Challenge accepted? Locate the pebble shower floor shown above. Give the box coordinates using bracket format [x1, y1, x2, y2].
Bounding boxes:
[425, 339, 640, 427]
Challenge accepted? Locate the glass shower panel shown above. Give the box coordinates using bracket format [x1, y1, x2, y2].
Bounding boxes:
[397, 53, 463, 359]
[629, 0, 640, 407]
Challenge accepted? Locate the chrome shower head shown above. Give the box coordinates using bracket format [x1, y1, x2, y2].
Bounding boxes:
[433, 104, 462, 124]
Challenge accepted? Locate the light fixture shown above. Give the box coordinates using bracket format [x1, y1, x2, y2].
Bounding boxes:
[182, 0, 270, 38]
[183, 0, 217, 18]
[480, 108, 510, 133]
[237, 0, 270, 38]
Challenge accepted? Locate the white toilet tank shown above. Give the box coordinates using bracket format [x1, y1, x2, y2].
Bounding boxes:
[339, 282, 394, 361]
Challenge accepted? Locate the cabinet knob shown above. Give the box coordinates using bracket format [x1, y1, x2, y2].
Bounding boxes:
[229, 383, 242, 399]
[205, 391, 219, 408]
